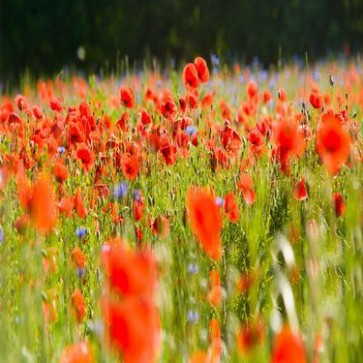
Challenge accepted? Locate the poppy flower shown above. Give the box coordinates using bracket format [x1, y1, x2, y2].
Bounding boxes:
[271, 326, 306, 363]
[182, 63, 199, 89]
[59, 341, 93, 363]
[31, 173, 57, 235]
[194, 57, 210, 83]
[310, 91, 323, 109]
[151, 215, 170, 239]
[120, 86, 135, 108]
[121, 153, 139, 180]
[76, 144, 95, 172]
[58, 196, 74, 217]
[74, 189, 87, 218]
[208, 270, 222, 307]
[71, 247, 86, 269]
[102, 297, 160, 363]
[316, 111, 351, 175]
[71, 289, 86, 323]
[237, 318, 265, 354]
[293, 178, 308, 201]
[238, 174, 256, 205]
[333, 192, 345, 217]
[159, 144, 178, 165]
[271, 118, 305, 172]
[224, 192, 240, 222]
[186, 186, 222, 260]
[101, 244, 157, 298]
[53, 159, 69, 183]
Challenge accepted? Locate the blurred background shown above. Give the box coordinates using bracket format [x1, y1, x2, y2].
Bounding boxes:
[1, 0, 363, 83]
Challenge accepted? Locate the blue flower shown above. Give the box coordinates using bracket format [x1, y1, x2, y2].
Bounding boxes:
[75, 227, 87, 239]
[187, 310, 199, 323]
[132, 189, 141, 201]
[185, 125, 196, 137]
[215, 197, 225, 207]
[58, 146, 65, 155]
[0, 225, 3, 243]
[187, 263, 199, 275]
[113, 182, 128, 200]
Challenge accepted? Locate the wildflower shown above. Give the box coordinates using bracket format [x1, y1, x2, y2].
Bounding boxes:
[101, 244, 157, 298]
[293, 178, 308, 201]
[187, 310, 199, 323]
[182, 63, 199, 89]
[102, 297, 160, 363]
[71, 288, 86, 323]
[119, 86, 135, 108]
[186, 186, 222, 261]
[76, 227, 87, 239]
[0, 225, 3, 243]
[316, 110, 351, 175]
[271, 326, 306, 363]
[113, 182, 128, 200]
[194, 57, 210, 83]
[333, 192, 345, 217]
[59, 341, 93, 363]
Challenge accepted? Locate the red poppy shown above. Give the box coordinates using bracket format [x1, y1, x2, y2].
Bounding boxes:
[71, 247, 86, 269]
[333, 192, 345, 217]
[208, 270, 222, 307]
[59, 341, 93, 363]
[237, 318, 265, 354]
[74, 189, 87, 218]
[293, 178, 308, 201]
[246, 81, 258, 99]
[53, 159, 69, 183]
[186, 186, 222, 260]
[224, 192, 240, 222]
[182, 63, 199, 89]
[58, 196, 74, 217]
[71, 288, 86, 323]
[121, 153, 139, 180]
[102, 244, 157, 298]
[194, 57, 210, 83]
[31, 173, 57, 235]
[102, 297, 160, 363]
[271, 326, 306, 363]
[316, 110, 351, 175]
[271, 118, 305, 172]
[120, 86, 135, 108]
[310, 91, 323, 109]
[159, 144, 178, 165]
[76, 144, 95, 172]
[238, 174, 256, 205]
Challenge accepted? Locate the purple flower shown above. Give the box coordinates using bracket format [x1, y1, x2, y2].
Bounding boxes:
[187, 263, 199, 275]
[185, 125, 196, 137]
[113, 182, 128, 200]
[76, 227, 87, 239]
[0, 225, 3, 243]
[187, 310, 199, 323]
[58, 146, 65, 155]
[215, 197, 225, 207]
[132, 189, 141, 201]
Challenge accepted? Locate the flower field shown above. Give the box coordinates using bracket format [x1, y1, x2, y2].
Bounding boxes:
[0, 57, 362, 362]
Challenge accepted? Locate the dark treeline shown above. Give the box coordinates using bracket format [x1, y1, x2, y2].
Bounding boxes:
[1, 0, 363, 82]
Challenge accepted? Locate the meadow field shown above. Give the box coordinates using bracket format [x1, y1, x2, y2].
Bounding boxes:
[0, 57, 362, 362]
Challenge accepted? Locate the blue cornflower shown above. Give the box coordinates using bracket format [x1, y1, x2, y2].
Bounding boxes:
[75, 227, 87, 239]
[187, 263, 199, 275]
[187, 310, 199, 323]
[132, 189, 141, 201]
[185, 125, 196, 137]
[113, 182, 128, 200]
[58, 146, 65, 155]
